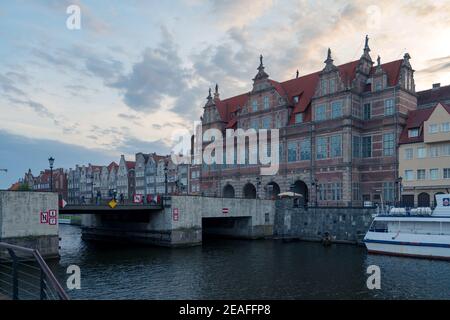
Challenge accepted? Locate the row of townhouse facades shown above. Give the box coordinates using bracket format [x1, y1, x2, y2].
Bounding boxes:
[66, 153, 190, 204]
[194, 36, 450, 207]
[19, 168, 68, 199]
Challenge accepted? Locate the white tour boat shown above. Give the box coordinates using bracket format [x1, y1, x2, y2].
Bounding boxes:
[364, 194, 450, 260]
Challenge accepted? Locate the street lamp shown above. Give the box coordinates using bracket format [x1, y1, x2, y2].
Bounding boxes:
[312, 178, 319, 207]
[48, 156, 55, 192]
[256, 177, 261, 199]
[397, 176, 403, 206]
[164, 161, 168, 195]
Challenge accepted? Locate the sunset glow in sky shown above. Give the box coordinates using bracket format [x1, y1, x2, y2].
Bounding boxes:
[0, 0, 450, 187]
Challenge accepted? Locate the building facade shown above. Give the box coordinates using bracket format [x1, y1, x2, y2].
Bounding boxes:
[198, 36, 418, 206]
[399, 102, 450, 207]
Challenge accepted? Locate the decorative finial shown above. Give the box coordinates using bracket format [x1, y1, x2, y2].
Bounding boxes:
[365, 35, 370, 50]
[296, 69, 299, 78]
[404, 53, 411, 61]
[207, 87, 212, 100]
[327, 48, 331, 59]
[215, 83, 218, 94]
[377, 55, 381, 66]
[259, 54, 263, 67]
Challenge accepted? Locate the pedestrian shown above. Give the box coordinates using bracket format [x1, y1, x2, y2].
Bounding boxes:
[119, 193, 124, 204]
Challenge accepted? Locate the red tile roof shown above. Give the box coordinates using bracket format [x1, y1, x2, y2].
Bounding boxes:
[126, 161, 135, 169]
[214, 58, 403, 127]
[107, 161, 119, 171]
[399, 103, 450, 144]
[8, 182, 21, 191]
[417, 84, 450, 107]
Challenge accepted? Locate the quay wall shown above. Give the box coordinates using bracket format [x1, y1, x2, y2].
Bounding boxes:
[274, 199, 375, 244]
[0, 191, 59, 258]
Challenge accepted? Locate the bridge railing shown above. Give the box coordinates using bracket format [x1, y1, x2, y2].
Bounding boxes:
[0, 242, 69, 300]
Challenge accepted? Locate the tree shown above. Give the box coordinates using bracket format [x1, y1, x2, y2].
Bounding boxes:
[18, 183, 31, 191]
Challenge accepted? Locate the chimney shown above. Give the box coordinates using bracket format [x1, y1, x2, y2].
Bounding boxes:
[432, 83, 441, 90]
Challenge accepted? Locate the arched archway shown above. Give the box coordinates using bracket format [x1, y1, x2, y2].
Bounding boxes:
[292, 180, 309, 205]
[243, 183, 257, 199]
[223, 184, 235, 198]
[265, 182, 280, 199]
[418, 192, 430, 207]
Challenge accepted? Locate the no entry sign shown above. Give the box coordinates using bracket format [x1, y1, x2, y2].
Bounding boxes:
[173, 208, 179, 221]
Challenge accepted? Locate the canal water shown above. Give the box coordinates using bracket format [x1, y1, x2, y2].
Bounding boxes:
[49, 225, 450, 299]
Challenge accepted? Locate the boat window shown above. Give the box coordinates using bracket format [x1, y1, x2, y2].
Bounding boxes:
[369, 220, 388, 232]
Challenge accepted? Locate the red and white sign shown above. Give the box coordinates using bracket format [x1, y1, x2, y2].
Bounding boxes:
[40, 211, 48, 224]
[133, 194, 143, 203]
[173, 208, 179, 221]
[49, 209, 57, 218]
[222, 208, 229, 214]
[60, 199, 67, 208]
[49, 217, 57, 225]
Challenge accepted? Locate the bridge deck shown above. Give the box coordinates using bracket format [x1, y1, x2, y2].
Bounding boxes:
[60, 204, 163, 214]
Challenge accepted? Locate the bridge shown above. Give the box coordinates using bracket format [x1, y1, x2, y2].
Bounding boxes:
[76, 195, 275, 247]
[60, 203, 163, 214]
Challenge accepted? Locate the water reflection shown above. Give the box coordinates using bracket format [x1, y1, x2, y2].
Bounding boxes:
[51, 225, 450, 300]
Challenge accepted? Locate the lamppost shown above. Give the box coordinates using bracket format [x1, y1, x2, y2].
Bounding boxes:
[312, 178, 319, 207]
[164, 161, 168, 195]
[397, 176, 403, 206]
[48, 157, 55, 192]
[256, 177, 261, 199]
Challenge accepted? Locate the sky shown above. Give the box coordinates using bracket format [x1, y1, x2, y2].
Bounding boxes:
[0, 0, 450, 188]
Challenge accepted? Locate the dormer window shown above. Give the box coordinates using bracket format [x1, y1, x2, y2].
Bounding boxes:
[293, 96, 299, 103]
[408, 128, 419, 138]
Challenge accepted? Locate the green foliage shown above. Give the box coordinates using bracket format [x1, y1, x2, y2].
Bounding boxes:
[18, 183, 31, 191]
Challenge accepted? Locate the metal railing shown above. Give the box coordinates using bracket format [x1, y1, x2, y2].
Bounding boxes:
[0, 242, 69, 300]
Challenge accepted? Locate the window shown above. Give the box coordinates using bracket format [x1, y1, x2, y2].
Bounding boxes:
[417, 147, 426, 158]
[352, 136, 361, 158]
[408, 128, 419, 138]
[263, 96, 269, 109]
[404, 170, 414, 181]
[430, 168, 439, 180]
[383, 182, 394, 202]
[331, 101, 343, 118]
[417, 169, 426, 180]
[316, 136, 328, 159]
[404, 148, 413, 160]
[293, 96, 299, 103]
[288, 141, 297, 162]
[375, 81, 382, 91]
[352, 182, 361, 201]
[262, 117, 271, 129]
[315, 105, 327, 121]
[295, 113, 303, 124]
[252, 100, 258, 112]
[321, 79, 327, 95]
[363, 103, 371, 120]
[331, 182, 342, 200]
[430, 146, 439, 158]
[329, 79, 335, 93]
[442, 122, 450, 132]
[384, 99, 395, 116]
[442, 144, 450, 156]
[251, 119, 259, 129]
[330, 135, 342, 158]
[362, 136, 372, 158]
[300, 139, 311, 160]
[429, 124, 439, 134]
[444, 168, 450, 179]
[383, 133, 395, 156]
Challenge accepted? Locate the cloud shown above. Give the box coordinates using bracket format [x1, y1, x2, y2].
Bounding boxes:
[418, 55, 450, 75]
[211, 0, 274, 29]
[111, 26, 190, 112]
[0, 129, 115, 189]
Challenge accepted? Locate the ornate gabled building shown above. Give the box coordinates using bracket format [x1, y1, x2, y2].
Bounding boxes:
[199, 36, 418, 206]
